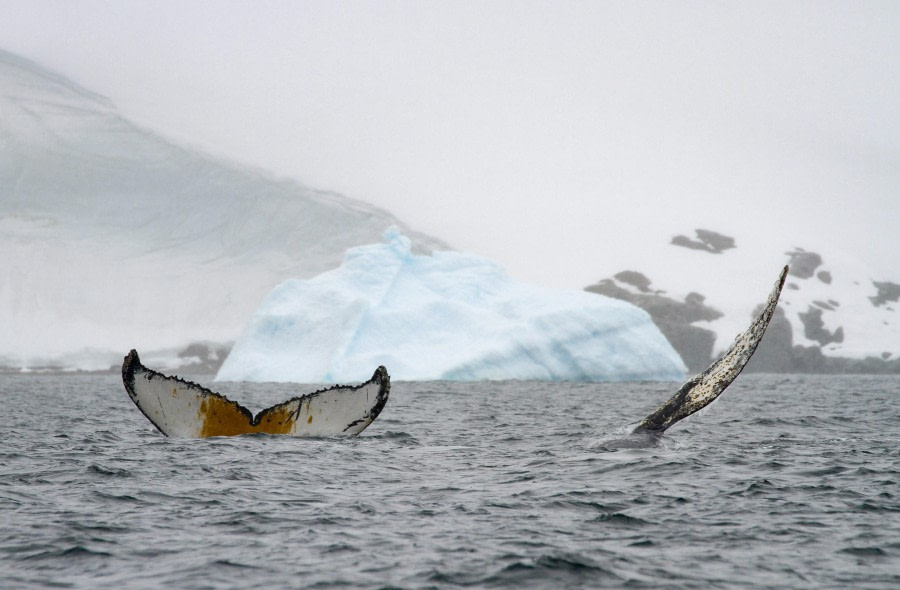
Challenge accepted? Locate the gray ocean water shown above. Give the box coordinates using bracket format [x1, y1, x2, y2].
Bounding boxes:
[1, 373, 898, 589]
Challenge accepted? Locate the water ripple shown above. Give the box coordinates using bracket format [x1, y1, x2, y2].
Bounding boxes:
[1, 373, 898, 589]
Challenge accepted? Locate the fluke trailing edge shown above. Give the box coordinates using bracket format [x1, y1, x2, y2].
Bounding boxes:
[629, 265, 789, 441]
[122, 350, 390, 438]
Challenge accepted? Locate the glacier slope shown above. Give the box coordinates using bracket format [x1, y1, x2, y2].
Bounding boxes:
[0, 49, 444, 371]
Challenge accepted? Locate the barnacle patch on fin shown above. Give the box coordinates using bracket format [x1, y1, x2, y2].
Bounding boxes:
[197, 397, 296, 437]
[634, 265, 789, 434]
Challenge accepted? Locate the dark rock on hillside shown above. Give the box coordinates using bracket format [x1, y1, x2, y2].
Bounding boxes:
[586, 273, 722, 373]
[586, 267, 900, 375]
[671, 229, 736, 254]
[176, 342, 233, 374]
[588, 229, 898, 374]
[869, 281, 900, 308]
[798, 306, 844, 346]
[613, 271, 656, 293]
[742, 305, 899, 373]
[785, 249, 822, 279]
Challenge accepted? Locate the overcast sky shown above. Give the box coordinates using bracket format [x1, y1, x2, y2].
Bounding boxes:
[3, 0, 898, 287]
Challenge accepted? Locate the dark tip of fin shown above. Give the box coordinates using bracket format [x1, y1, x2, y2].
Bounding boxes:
[369, 366, 391, 423]
[122, 349, 141, 394]
[124, 349, 137, 364]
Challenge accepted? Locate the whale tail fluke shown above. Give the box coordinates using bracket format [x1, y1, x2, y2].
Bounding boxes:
[632, 265, 789, 435]
[122, 350, 391, 438]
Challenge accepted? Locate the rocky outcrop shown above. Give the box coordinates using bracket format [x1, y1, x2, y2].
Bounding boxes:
[671, 229, 736, 254]
[743, 307, 899, 373]
[586, 232, 899, 374]
[870, 281, 900, 308]
[586, 272, 722, 373]
[798, 306, 844, 346]
[785, 248, 823, 279]
[175, 342, 233, 374]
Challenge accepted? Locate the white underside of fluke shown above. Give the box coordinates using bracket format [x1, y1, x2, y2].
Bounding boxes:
[122, 350, 390, 438]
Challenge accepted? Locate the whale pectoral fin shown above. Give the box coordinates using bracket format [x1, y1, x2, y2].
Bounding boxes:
[635, 265, 789, 434]
[122, 350, 391, 438]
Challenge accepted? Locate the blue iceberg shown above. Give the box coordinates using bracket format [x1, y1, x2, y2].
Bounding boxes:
[216, 230, 687, 382]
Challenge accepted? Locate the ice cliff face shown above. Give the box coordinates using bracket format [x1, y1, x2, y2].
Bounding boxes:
[0, 50, 444, 371]
[216, 230, 687, 383]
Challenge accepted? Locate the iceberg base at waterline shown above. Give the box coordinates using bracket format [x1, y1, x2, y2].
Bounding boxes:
[216, 230, 687, 383]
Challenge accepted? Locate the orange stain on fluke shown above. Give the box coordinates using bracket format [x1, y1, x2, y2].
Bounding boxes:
[198, 397, 295, 437]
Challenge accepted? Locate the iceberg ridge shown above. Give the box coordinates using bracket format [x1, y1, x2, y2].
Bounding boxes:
[216, 229, 687, 383]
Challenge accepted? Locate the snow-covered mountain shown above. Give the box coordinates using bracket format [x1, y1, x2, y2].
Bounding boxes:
[586, 229, 899, 373]
[0, 50, 445, 372]
[2, 49, 896, 376]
